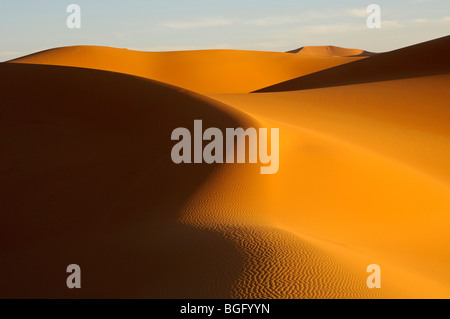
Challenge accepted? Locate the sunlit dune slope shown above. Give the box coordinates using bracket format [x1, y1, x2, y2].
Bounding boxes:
[216, 76, 450, 185]
[7, 46, 364, 94]
[257, 35, 450, 92]
[210, 36, 450, 298]
[287, 45, 376, 57]
[211, 76, 450, 298]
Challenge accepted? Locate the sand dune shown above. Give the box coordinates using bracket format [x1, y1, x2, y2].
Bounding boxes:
[0, 62, 256, 298]
[2, 35, 450, 298]
[209, 89, 450, 297]
[0, 62, 382, 298]
[210, 36, 450, 297]
[287, 45, 376, 57]
[257, 35, 450, 92]
[8, 46, 365, 94]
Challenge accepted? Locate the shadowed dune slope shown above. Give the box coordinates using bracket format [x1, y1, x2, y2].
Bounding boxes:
[0, 62, 257, 298]
[256, 35, 450, 92]
[287, 45, 376, 57]
[7, 46, 364, 94]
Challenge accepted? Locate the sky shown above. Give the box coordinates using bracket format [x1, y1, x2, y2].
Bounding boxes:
[1, 0, 449, 61]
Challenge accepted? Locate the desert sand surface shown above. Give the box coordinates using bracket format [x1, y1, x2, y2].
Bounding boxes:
[256, 35, 450, 92]
[287, 45, 375, 57]
[8, 46, 364, 94]
[1, 35, 450, 298]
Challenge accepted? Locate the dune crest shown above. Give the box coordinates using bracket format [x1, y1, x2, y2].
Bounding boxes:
[8, 45, 365, 94]
[287, 45, 376, 57]
[257, 35, 450, 92]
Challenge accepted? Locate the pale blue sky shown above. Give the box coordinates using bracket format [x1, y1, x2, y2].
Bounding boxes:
[1, 0, 449, 61]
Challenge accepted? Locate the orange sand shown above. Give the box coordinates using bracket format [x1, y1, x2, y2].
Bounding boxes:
[9, 46, 364, 94]
[1, 36, 450, 298]
[287, 45, 375, 57]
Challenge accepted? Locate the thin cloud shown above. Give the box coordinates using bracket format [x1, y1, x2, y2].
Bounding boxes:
[130, 43, 233, 52]
[302, 23, 357, 34]
[0, 51, 24, 56]
[348, 8, 367, 18]
[162, 18, 232, 29]
[246, 16, 300, 26]
[247, 9, 366, 26]
[411, 16, 450, 24]
[0, 51, 25, 61]
[382, 20, 403, 28]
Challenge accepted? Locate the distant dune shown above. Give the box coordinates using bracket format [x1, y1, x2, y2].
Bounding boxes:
[2, 35, 450, 298]
[8, 46, 365, 94]
[287, 45, 376, 57]
[257, 35, 450, 92]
